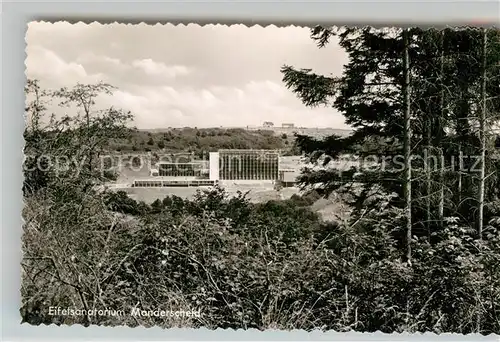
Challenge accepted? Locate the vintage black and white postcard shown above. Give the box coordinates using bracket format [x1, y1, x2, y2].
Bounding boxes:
[22, 22, 500, 334]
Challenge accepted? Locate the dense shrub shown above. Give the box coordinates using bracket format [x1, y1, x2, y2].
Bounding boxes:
[22, 184, 500, 333]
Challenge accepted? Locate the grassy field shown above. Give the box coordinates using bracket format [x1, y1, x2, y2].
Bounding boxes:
[119, 186, 300, 203]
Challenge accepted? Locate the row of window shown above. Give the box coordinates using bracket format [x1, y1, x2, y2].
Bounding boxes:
[159, 169, 198, 177]
[158, 163, 201, 177]
[133, 180, 216, 187]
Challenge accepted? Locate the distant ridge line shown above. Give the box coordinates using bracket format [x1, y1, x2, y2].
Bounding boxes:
[138, 126, 353, 132]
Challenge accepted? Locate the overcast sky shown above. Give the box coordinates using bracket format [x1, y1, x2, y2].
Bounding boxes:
[25, 22, 348, 129]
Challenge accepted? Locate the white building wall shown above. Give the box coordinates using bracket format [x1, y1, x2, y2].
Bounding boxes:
[209, 152, 220, 181]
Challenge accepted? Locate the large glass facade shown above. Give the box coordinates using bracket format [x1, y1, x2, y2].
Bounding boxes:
[218, 150, 279, 180]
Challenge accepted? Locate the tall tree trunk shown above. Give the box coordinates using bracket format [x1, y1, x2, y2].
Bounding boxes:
[33, 85, 41, 133]
[475, 27, 488, 335]
[425, 116, 432, 236]
[438, 30, 445, 227]
[478, 28, 487, 241]
[438, 147, 444, 226]
[456, 89, 470, 216]
[403, 29, 413, 264]
[84, 102, 93, 172]
[457, 145, 463, 209]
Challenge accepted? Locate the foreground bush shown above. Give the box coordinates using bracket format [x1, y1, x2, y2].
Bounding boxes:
[21, 185, 500, 333]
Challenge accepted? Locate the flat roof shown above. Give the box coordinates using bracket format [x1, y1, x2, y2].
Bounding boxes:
[133, 180, 215, 183]
[218, 149, 280, 152]
[133, 176, 201, 181]
[156, 162, 203, 165]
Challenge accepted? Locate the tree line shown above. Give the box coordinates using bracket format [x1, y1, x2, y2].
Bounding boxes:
[282, 27, 500, 333]
[111, 127, 293, 157]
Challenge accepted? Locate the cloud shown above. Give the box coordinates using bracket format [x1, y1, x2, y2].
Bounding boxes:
[73, 54, 194, 87]
[109, 80, 346, 129]
[25, 45, 104, 86]
[77, 53, 123, 67]
[131, 59, 193, 79]
[26, 46, 85, 79]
